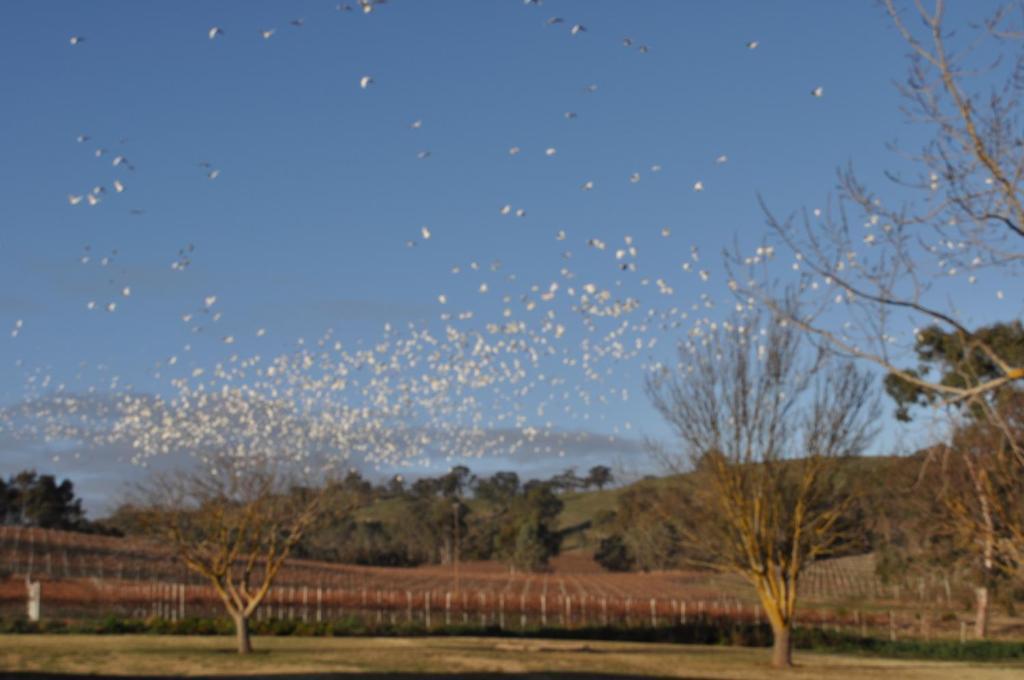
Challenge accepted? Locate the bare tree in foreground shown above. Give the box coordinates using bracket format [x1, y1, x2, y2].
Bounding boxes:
[737, 1, 1024, 452]
[647, 313, 878, 668]
[136, 457, 320, 654]
[113, 350, 396, 654]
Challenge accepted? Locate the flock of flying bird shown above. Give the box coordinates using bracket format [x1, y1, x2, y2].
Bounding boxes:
[5, 1, 1004, 481]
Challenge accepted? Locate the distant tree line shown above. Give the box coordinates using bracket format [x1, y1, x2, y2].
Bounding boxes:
[99, 463, 616, 573]
[0, 470, 116, 534]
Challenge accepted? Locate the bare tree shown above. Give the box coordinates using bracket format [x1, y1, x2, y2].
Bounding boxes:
[937, 392, 1024, 637]
[113, 350, 397, 654]
[646, 312, 878, 668]
[735, 1, 1024, 455]
[881, 321, 1024, 636]
[135, 456, 321, 654]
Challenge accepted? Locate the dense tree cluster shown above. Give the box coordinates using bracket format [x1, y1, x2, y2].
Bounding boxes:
[0, 470, 92, 532]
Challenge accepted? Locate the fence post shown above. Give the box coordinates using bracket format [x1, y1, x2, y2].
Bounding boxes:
[26, 579, 40, 622]
[541, 594, 547, 627]
[681, 600, 686, 625]
[445, 591, 451, 626]
[960, 620, 966, 644]
[425, 591, 431, 628]
[889, 610, 896, 642]
[601, 597, 608, 626]
[317, 586, 323, 623]
[498, 593, 505, 629]
[406, 590, 413, 623]
[650, 598, 657, 627]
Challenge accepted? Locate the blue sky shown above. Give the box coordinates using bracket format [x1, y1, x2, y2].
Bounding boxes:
[0, 1, 1016, 513]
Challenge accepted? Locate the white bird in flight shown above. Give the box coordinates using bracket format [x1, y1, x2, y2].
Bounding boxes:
[693, 181, 704, 192]
[208, 27, 225, 40]
[69, 36, 84, 46]
[360, 75, 374, 89]
[570, 24, 586, 35]
[261, 29, 275, 39]
[811, 86, 824, 98]
[747, 40, 759, 50]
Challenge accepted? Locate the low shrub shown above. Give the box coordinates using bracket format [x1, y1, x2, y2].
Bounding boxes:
[1, 615, 1022, 662]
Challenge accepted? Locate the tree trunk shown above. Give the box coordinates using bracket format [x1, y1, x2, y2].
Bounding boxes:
[233, 612, 253, 655]
[974, 586, 989, 639]
[770, 622, 793, 669]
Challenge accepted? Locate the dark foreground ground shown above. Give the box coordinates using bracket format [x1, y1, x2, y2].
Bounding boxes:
[2, 635, 1023, 679]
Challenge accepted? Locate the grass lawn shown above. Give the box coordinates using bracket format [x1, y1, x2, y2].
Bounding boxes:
[1, 635, 1022, 679]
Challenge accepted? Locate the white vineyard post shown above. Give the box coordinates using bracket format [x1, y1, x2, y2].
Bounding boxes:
[317, 586, 323, 623]
[540, 594, 547, 627]
[26, 578, 41, 622]
[681, 600, 687, 625]
[601, 596, 608, 627]
[445, 591, 451, 626]
[650, 598, 657, 628]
